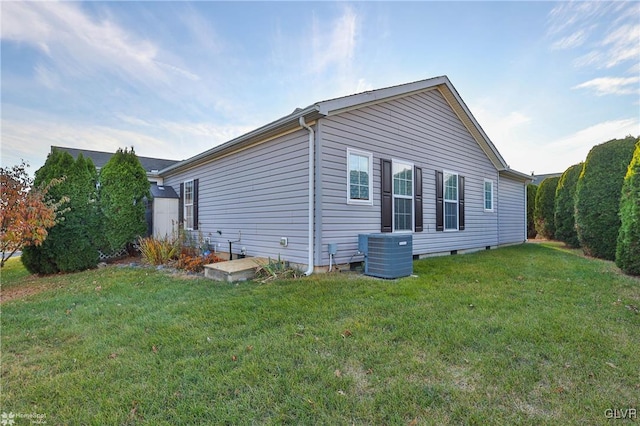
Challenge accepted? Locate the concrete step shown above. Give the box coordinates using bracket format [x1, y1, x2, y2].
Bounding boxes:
[204, 257, 268, 283]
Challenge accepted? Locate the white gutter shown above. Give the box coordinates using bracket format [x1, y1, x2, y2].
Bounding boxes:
[299, 116, 315, 276]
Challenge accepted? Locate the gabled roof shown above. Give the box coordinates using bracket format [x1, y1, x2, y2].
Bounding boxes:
[53, 146, 179, 173]
[159, 76, 529, 178]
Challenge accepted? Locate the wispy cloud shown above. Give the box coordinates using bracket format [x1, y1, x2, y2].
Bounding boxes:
[551, 29, 587, 50]
[266, 5, 371, 108]
[548, 1, 639, 97]
[505, 118, 640, 175]
[547, 1, 626, 37]
[310, 6, 358, 75]
[471, 106, 532, 146]
[549, 118, 640, 150]
[1, 1, 198, 88]
[600, 23, 640, 68]
[2, 106, 258, 173]
[573, 77, 640, 96]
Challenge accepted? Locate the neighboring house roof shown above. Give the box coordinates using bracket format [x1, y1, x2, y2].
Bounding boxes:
[531, 172, 562, 185]
[150, 182, 179, 199]
[52, 146, 179, 173]
[159, 75, 531, 181]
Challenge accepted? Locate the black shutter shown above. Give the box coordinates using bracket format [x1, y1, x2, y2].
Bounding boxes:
[381, 158, 392, 233]
[436, 170, 444, 231]
[458, 175, 465, 231]
[414, 167, 423, 232]
[178, 183, 184, 227]
[193, 179, 199, 230]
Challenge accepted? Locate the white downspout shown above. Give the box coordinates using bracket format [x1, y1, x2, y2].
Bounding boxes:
[299, 116, 315, 276]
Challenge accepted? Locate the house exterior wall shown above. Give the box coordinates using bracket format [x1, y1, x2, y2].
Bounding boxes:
[163, 129, 312, 264]
[317, 88, 501, 266]
[498, 175, 527, 245]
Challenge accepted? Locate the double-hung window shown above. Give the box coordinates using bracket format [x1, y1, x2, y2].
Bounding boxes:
[444, 171, 458, 230]
[347, 148, 373, 205]
[393, 161, 414, 232]
[184, 179, 194, 230]
[179, 179, 199, 230]
[484, 179, 494, 212]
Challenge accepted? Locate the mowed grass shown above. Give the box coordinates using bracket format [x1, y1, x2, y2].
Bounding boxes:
[1, 243, 638, 425]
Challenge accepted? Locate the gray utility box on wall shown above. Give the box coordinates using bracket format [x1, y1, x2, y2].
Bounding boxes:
[358, 234, 413, 279]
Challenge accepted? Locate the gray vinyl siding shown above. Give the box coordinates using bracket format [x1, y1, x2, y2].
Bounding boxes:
[163, 129, 311, 265]
[318, 88, 500, 266]
[498, 175, 527, 245]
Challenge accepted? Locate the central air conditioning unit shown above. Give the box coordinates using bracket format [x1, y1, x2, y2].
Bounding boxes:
[358, 234, 413, 279]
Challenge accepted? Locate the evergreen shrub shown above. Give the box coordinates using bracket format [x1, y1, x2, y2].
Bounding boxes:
[554, 163, 583, 248]
[534, 177, 560, 239]
[575, 136, 637, 260]
[616, 139, 640, 275]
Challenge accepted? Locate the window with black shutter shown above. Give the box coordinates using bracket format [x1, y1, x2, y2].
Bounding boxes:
[380, 159, 423, 233]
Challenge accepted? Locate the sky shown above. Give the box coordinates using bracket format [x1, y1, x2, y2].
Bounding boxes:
[1, 1, 639, 177]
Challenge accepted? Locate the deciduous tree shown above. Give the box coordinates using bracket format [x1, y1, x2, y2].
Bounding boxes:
[0, 161, 66, 267]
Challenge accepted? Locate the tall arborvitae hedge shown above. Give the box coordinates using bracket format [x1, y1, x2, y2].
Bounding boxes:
[575, 136, 637, 260]
[616, 139, 640, 275]
[527, 184, 538, 239]
[534, 176, 560, 239]
[99, 147, 150, 252]
[22, 149, 101, 274]
[554, 163, 583, 248]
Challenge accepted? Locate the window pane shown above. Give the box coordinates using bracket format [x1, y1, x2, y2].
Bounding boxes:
[445, 201, 457, 230]
[185, 205, 194, 230]
[350, 182, 359, 199]
[350, 156, 358, 171]
[393, 163, 412, 196]
[185, 181, 193, 204]
[359, 156, 368, 173]
[394, 198, 412, 231]
[444, 173, 457, 201]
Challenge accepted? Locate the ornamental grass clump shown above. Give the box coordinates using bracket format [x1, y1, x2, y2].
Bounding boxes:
[138, 236, 179, 266]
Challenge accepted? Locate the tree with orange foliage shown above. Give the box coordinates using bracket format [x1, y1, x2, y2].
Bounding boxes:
[0, 161, 66, 267]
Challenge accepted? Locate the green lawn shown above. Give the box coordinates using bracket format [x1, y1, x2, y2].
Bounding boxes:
[1, 243, 638, 425]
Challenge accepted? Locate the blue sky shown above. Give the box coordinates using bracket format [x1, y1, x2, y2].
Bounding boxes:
[2, 1, 638, 176]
